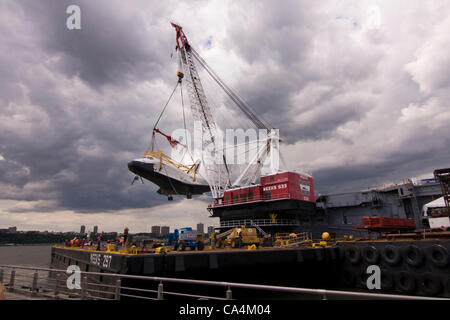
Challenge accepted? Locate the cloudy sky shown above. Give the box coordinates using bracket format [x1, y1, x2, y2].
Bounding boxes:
[1, 0, 449, 233]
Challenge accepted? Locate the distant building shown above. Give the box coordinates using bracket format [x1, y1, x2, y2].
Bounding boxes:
[0, 227, 17, 234]
[80, 225, 86, 234]
[151, 226, 161, 236]
[207, 226, 215, 234]
[7, 227, 17, 234]
[197, 223, 204, 235]
[93, 226, 98, 235]
[160, 226, 170, 236]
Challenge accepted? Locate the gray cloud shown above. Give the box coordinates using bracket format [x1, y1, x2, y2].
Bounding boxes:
[0, 0, 182, 213]
[313, 144, 450, 195]
[19, 0, 174, 88]
[220, 0, 386, 142]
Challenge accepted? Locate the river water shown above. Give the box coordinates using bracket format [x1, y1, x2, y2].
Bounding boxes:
[0, 245, 52, 267]
[0, 245, 56, 297]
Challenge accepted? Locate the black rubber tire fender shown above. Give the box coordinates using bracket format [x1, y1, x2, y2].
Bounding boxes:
[382, 245, 401, 265]
[402, 244, 424, 267]
[380, 269, 394, 291]
[363, 245, 380, 264]
[338, 246, 346, 261]
[179, 240, 186, 251]
[395, 271, 416, 294]
[359, 268, 370, 288]
[447, 277, 450, 294]
[419, 272, 442, 296]
[429, 244, 450, 268]
[197, 241, 204, 251]
[173, 240, 178, 251]
[344, 246, 361, 264]
[341, 267, 355, 287]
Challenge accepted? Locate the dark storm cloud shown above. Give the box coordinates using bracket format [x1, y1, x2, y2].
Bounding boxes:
[18, 0, 173, 88]
[0, 158, 30, 187]
[0, 0, 181, 212]
[222, 0, 383, 143]
[314, 143, 450, 195]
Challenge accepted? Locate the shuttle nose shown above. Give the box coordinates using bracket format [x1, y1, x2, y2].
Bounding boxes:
[128, 160, 138, 173]
[128, 160, 154, 175]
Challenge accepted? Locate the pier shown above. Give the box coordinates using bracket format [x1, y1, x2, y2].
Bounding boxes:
[1, 264, 445, 301]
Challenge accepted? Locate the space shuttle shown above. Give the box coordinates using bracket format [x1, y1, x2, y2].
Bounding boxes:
[128, 151, 210, 200]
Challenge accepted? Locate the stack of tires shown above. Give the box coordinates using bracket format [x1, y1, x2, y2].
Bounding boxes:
[338, 241, 450, 297]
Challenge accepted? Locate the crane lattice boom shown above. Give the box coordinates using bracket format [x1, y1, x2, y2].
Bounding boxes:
[171, 22, 279, 198]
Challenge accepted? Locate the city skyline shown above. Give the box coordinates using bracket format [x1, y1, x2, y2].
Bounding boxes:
[0, 220, 218, 234]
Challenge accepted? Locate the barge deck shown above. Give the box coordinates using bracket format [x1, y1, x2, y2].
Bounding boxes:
[51, 235, 450, 298]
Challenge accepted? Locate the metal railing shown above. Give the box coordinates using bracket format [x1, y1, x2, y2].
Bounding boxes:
[220, 218, 298, 228]
[276, 232, 309, 241]
[250, 220, 268, 236]
[0, 264, 447, 301]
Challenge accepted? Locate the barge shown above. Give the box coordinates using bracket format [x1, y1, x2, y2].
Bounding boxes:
[50, 232, 450, 298]
[50, 245, 342, 299]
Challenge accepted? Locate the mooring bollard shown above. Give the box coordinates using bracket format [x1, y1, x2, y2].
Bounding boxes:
[226, 286, 232, 300]
[8, 269, 15, 292]
[157, 281, 163, 300]
[31, 271, 38, 296]
[115, 279, 121, 300]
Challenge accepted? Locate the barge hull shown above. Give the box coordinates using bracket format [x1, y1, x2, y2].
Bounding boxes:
[51, 239, 450, 298]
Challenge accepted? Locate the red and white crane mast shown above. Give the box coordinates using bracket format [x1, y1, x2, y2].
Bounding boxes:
[172, 23, 231, 198]
[171, 23, 279, 199]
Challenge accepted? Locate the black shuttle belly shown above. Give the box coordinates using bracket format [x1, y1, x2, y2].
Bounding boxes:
[127, 160, 209, 196]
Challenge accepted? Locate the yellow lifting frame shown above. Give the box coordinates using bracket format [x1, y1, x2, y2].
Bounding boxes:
[142, 150, 197, 182]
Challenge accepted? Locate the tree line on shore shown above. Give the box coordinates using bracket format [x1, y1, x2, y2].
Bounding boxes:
[0, 232, 168, 245]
